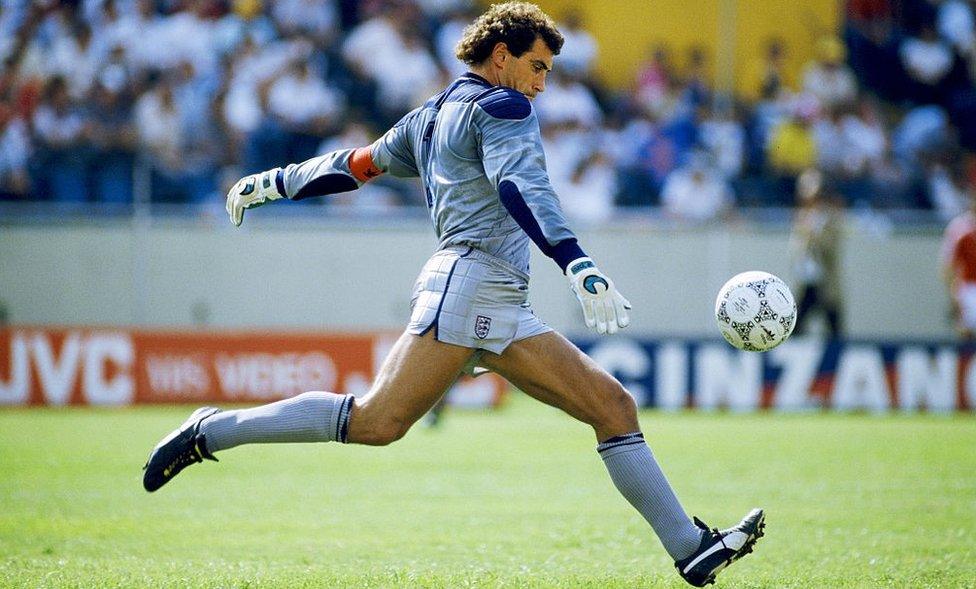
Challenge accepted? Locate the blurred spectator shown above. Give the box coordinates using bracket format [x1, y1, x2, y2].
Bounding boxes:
[940, 189, 976, 339]
[45, 20, 99, 99]
[928, 160, 970, 221]
[812, 106, 848, 177]
[0, 105, 31, 200]
[767, 101, 818, 204]
[937, 0, 976, 58]
[88, 81, 137, 204]
[900, 22, 955, 102]
[435, 6, 475, 78]
[535, 71, 602, 128]
[31, 76, 91, 202]
[789, 169, 844, 336]
[661, 155, 734, 223]
[342, 7, 439, 125]
[544, 123, 615, 224]
[679, 45, 711, 111]
[892, 104, 950, 161]
[0, 3, 23, 62]
[557, 8, 597, 79]
[608, 112, 658, 208]
[840, 97, 887, 177]
[756, 38, 794, 100]
[379, 27, 441, 118]
[266, 58, 345, 161]
[413, 0, 474, 22]
[699, 104, 745, 179]
[802, 36, 858, 109]
[271, 0, 339, 42]
[869, 147, 922, 209]
[135, 73, 216, 203]
[623, 118, 683, 205]
[635, 44, 678, 120]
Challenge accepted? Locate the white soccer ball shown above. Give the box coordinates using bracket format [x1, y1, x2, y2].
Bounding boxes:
[715, 271, 797, 352]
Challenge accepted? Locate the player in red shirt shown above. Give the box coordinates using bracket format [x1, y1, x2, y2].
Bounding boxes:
[941, 192, 976, 339]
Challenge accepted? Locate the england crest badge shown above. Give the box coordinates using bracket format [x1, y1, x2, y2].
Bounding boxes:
[475, 315, 492, 339]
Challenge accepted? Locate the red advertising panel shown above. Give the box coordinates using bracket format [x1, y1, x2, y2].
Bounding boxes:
[0, 327, 505, 407]
[134, 330, 374, 404]
[0, 328, 373, 406]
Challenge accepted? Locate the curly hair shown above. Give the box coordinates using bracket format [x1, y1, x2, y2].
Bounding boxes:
[455, 2, 564, 66]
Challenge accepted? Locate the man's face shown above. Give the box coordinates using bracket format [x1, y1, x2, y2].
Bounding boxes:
[499, 37, 553, 99]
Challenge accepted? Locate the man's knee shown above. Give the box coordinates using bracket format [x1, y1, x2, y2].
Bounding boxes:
[350, 413, 412, 446]
[590, 380, 639, 432]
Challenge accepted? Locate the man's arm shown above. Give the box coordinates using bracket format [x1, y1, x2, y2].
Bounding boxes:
[226, 112, 420, 226]
[474, 88, 630, 334]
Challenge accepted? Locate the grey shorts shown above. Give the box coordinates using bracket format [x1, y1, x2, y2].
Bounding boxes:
[407, 245, 552, 356]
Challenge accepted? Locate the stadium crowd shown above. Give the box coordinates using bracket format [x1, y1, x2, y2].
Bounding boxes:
[1, 0, 975, 223]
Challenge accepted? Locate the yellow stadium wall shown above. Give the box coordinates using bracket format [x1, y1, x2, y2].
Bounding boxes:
[524, 0, 842, 99]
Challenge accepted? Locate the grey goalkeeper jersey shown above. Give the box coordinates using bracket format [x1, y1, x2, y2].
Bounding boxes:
[278, 72, 585, 274]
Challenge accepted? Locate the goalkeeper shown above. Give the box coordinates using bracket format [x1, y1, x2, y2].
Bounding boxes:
[143, 3, 763, 586]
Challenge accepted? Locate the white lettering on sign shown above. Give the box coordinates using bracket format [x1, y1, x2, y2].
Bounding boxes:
[31, 332, 82, 406]
[696, 345, 762, 411]
[769, 338, 824, 411]
[588, 339, 650, 406]
[214, 352, 336, 399]
[832, 346, 890, 412]
[83, 333, 134, 405]
[0, 331, 133, 405]
[897, 348, 956, 413]
[656, 343, 688, 411]
[0, 333, 30, 404]
[145, 354, 210, 397]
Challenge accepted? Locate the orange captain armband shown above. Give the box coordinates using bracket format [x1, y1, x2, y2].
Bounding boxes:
[349, 146, 384, 182]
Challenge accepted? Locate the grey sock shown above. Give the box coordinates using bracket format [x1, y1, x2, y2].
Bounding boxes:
[598, 432, 703, 561]
[200, 391, 354, 453]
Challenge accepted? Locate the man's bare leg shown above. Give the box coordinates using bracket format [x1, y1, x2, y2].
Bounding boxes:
[479, 331, 704, 561]
[201, 330, 474, 450]
[347, 330, 475, 445]
[144, 331, 473, 491]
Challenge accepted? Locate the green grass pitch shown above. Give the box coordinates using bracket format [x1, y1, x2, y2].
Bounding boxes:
[1, 394, 974, 588]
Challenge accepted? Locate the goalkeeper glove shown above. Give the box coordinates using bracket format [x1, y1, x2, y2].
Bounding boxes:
[566, 257, 632, 335]
[225, 168, 285, 227]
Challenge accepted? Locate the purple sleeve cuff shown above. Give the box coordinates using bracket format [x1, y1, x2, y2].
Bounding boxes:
[275, 168, 287, 198]
[552, 239, 587, 272]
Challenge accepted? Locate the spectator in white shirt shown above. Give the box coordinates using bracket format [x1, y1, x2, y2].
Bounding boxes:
[802, 36, 858, 109]
[543, 123, 615, 225]
[32, 76, 91, 202]
[901, 24, 955, 86]
[534, 70, 602, 129]
[557, 9, 597, 79]
[841, 98, 887, 176]
[434, 7, 473, 78]
[267, 59, 344, 135]
[812, 107, 848, 176]
[937, 0, 976, 57]
[661, 157, 734, 223]
[135, 75, 184, 175]
[699, 106, 745, 178]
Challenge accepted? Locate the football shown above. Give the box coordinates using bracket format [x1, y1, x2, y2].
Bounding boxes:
[715, 271, 797, 352]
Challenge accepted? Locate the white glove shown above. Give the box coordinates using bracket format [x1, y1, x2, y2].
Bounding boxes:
[225, 168, 285, 227]
[566, 257, 632, 335]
